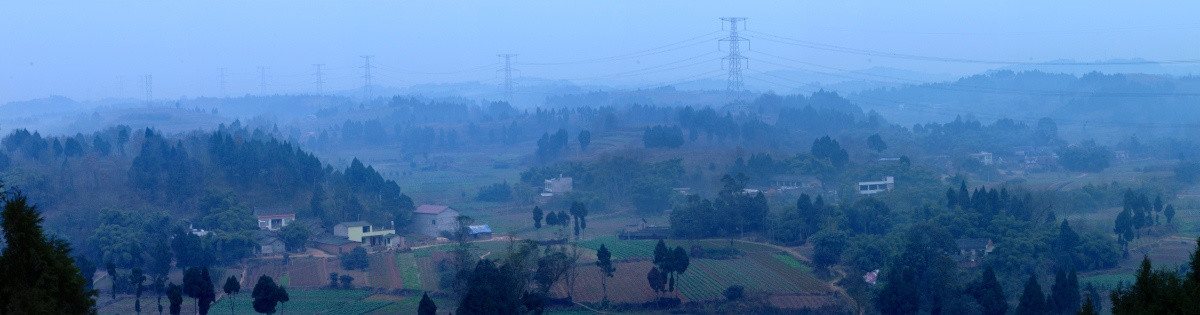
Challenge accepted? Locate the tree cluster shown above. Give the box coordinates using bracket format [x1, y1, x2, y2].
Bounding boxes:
[669, 174, 769, 238]
[643, 125, 684, 149]
[1110, 240, 1200, 315]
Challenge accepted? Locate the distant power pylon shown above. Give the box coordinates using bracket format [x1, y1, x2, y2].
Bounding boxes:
[720, 17, 749, 96]
[258, 66, 269, 95]
[143, 75, 153, 105]
[313, 64, 325, 95]
[117, 75, 125, 99]
[218, 68, 227, 97]
[498, 54, 518, 102]
[361, 55, 374, 100]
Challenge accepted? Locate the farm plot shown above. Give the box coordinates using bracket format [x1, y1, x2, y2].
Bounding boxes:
[551, 261, 663, 304]
[753, 253, 829, 292]
[100, 296, 196, 315]
[415, 251, 453, 292]
[319, 301, 392, 315]
[675, 258, 806, 301]
[209, 289, 371, 314]
[245, 260, 286, 287]
[1079, 272, 1136, 291]
[768, 293, 844, 310]
[288, 257, 335, 287]
[396, 252, 423, 290]
[366, 295, 457, 315]
[367, 253, 403, 289]
[575, 236, 701, 260]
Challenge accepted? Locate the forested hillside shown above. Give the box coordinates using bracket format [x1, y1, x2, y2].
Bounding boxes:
[853, 71, 1200, 140]
[0, 122, 413, 263]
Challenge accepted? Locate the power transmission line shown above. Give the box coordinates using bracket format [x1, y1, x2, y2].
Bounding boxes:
[218, 68, 227, 97]
[749, 50, 1200, 97]
[720, 17, 749, 96]
[258, 66, 269, 95]
[523, 30, 722, 66]
[143, 75, 152, 105]
[745, 30, 1200, 66]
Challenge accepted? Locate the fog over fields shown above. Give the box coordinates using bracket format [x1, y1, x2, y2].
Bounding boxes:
[1, 1, 1199, 314]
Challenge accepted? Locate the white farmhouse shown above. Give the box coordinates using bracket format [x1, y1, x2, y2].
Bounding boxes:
[412, 205, 460, 237]
[857, 176, 895, 195]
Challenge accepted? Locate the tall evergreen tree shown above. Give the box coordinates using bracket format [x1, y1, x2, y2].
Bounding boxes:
[532, 206, 543, 230]
[1016, 274, 1046, 315]
[132, 267, 146, 315]
[0, 187, 96, 314]
[167, 283, 183, 315]
[418, 292, 437, 315]
[1078, 295, 1097, 315]
[578, 130, 591, 151]
[973, 266, 1007, 315]
[223, 276, 240, 315]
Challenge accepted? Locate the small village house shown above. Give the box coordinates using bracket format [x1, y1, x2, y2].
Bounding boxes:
[255, 207, 296, 231]
[254, 230, 285, 255]
[468, 224, 493, 240]
[333, 221, 399, 248]
[412, 205, 460, 237]
[857, 176, 895, 195]
[969, 151, 994, 166]
[312, 233, 359, 255]
[543, 175, 573, 196]
[771, 174, 821, 190]
[954, 238, 995, 268]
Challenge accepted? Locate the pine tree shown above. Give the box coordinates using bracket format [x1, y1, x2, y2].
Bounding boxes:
[132, 267, 146, 315]
[1016, 274, 1045, 315]
[197, 267, 215, 315]
[418, 292, 437, 315]
[0, 187, 96, 314]
[223, 276, 240, 314]
[1077, 295, 1097, 315]
[167, 283, 182, 315]
[974, 266, 1007, 315]
[1065, 268, 1080, 314]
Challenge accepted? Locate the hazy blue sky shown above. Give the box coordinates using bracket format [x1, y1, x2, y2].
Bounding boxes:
[3, 1, 1199, 103]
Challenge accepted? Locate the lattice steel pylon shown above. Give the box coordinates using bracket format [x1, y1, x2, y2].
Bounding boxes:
[498, 54, 517, 102]
[313, 64, 325, 94]
[361, 55, 374, 100]
[720, 17, 748, 96]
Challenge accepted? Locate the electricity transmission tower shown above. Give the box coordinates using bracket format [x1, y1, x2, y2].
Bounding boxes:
[258, 66, 269, 95]
[313, 64, 325, 94]
[361, 55, 374, 100]
[143, 75, 153, 105]
[498, 54, 517, 102]
[218, 68, 227, 97]
[720, 17, 749, 96]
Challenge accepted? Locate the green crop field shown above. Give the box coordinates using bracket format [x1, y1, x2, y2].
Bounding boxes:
[397, 252, 423, 290]
[366, 295, 457, 315]
[1079, 273, 1136, 291]
[208, 289, 372, 314]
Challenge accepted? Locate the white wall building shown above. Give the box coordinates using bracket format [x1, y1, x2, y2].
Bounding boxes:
[857, 176, 895, 195]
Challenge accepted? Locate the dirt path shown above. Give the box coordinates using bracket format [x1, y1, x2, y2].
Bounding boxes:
[409, 235, 515, 250]
[573, 301, 605, 314]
